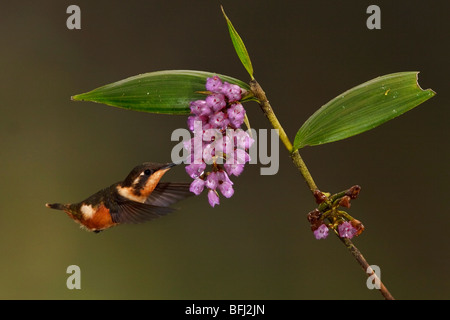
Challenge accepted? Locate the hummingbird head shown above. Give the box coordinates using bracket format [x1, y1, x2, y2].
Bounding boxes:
[117, 162, 177, 202]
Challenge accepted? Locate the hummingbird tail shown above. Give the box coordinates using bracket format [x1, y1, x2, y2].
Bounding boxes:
[45, 203, 67, 210]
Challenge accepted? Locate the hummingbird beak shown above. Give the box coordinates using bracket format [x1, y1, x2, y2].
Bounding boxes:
[161, 162, 178, 170]
[46, 203, 66, 210]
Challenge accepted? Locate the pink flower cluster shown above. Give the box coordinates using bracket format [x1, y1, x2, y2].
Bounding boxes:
[185, 76, 254, 207]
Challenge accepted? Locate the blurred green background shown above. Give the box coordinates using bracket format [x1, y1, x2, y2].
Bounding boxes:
[1, 0, 448, 299]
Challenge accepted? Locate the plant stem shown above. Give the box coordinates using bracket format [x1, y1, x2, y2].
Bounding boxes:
[249, 80, 293, 151]
[249, 79, 394, 300]
[339, 237, 395, 300]
[249, 80, 318, 193]
[291, 151, 318, 193]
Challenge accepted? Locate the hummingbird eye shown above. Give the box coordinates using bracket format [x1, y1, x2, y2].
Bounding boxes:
[144, 169, 152, 176]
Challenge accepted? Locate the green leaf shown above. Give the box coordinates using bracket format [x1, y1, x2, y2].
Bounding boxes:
[221, 6, 254, 79]
[293, 72, 436, 150]
[72, 70, 251, 115]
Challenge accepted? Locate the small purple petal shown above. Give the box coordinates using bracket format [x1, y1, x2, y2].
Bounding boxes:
[198, 116, 210, 129]
[206, 93, 226, 112]
[183, 137, 193, 153]
[189, 100, 208, 116]
[183, 138, 194, 152]
[221, 82, 242, 102]
[200, 123, 213, 137]
[187, 116, 196, 132]
[230, 118, 244, 129]
[218, 181, 234, 198]
[338, 221, 357, 239]
[189, 178, 205, 195]
[189, 117, 209, 134]
[208, 189, 220, 207]
[202, 129, 222, 164]
[227, 103, 245, 120]
[217, 170, 233, 185]
[188, 152, 203, 165]
[314, 224, 329, 240]
[202, 128, 222, 143]
[185, 162, 206, 179]
[227, 104, 245, 129]
[205, 172, 219, 190]
[234, 149, 250, 164]
[224, 163, 245, 176]
[183, 138, 203, 161]
[209, 111, 229, 129]
[202, 142, 215, 164]
[206, 76, 223, 93]
[191, 123, 205, 163]
[215, 135, 233, 157]
[234, 130, 254, 150]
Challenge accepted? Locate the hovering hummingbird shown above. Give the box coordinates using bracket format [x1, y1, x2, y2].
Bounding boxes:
[46, 162, 192, 233]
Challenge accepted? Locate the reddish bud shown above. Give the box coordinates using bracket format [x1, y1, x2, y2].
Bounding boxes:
[314, 190, 328, 204]
[346, 185, 361, 199]
[339, 195, 351, 208]
[307, 209, 321, 223]
[307, 209, 322, 231]
[351, 219, 365, 236]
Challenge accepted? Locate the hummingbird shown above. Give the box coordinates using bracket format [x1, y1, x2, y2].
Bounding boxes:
[46, 162, 192, 233]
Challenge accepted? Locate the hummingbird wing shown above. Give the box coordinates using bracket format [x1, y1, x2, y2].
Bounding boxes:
[111, 200, 174, 224]
[145, 182, 192, 207]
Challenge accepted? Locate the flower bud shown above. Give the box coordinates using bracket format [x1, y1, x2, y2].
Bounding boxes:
[221, 82, 242, 102]
[224, 163, 245, 176]
[185, 163, 206, 179]
[206, 76, 223, 93]
[189, 178, 205, 196]
[206, 93, 226, 113]
[218, 181, 234, 198]
[208, 189, 220, 207]
[351, 219, 365, 236]
[346, 185, 361, 199]
[314, 190, 328, 204]
[205, 172, 219, 190]
[339, 195, 351, 208]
